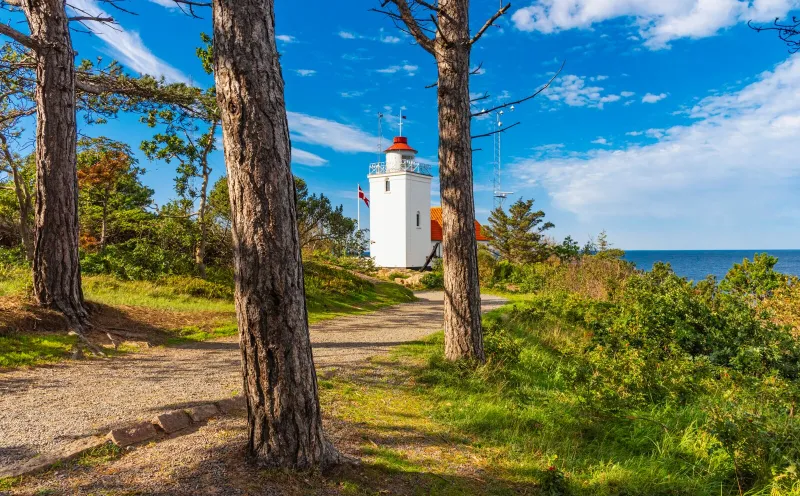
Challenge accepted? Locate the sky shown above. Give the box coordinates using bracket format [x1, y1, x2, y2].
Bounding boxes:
[4, 0, 800, 250]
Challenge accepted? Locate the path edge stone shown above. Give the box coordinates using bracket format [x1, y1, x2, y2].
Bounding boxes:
[0, 395, 245, 481]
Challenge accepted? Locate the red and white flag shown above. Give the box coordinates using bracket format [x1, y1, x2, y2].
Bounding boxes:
[358, 185, 370, 207]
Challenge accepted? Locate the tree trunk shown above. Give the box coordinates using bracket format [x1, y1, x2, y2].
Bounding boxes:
[196, 162, 209, 278]
[212, 0, 342, 469]
[0, 134, 34, 261]
[435, 0, 485, 362]
[100, 200, 107, 252]
[23, 0, 87, 325]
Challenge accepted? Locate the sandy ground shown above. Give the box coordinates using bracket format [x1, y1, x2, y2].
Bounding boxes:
[0, 292, 506, 471]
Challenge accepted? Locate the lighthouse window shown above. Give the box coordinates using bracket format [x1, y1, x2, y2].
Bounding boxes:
[385, 179, 391, 192]
[416, 211, 420, 227]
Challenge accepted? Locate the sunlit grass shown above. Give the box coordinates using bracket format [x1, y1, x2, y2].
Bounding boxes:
[0, 334, 78, 368]
[0, 262, 415, 369]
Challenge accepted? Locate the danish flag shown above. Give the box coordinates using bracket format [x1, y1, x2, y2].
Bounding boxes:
[358, 185, 370, 207]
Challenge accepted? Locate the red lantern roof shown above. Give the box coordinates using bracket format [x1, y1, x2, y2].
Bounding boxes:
[384, 136, 417, 154]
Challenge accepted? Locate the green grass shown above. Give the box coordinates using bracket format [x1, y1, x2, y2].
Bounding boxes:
[0, 334, 79, 368]
[164, 322, 239, 345]
[363, 302, 800, 496]
[0, 261, 415, 369]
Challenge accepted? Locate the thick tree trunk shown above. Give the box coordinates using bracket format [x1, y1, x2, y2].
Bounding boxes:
[435, 0, 485, 362]
[0, 134, 34, 261]
[212, 0, 342, 469]
[23, 0, 87, 325]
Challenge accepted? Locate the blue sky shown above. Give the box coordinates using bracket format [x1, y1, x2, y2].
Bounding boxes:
[4, 0, 800, 249]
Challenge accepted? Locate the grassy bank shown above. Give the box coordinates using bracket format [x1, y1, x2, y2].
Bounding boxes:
[0, 261, 415, 369]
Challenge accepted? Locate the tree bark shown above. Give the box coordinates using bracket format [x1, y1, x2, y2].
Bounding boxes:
[100, 199, 107, 252]
[212, 0, 342, 469]
[195, 162, 208, 278]
[23, 0, 87, 325]
[436, 0, 485, 362]
[0, 133, 34, 261]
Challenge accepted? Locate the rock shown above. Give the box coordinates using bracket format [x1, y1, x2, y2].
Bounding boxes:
[0, 437, 108, 478]
[107, 422, 159, 447]
[152, 410, 192, 434]
[186, 403, 219, 422]
[215, 396, 246, 414]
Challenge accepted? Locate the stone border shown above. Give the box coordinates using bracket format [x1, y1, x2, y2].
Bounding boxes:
[0, 395, 245, 479]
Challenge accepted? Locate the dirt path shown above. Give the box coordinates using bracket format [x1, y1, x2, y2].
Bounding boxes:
[0, 292, 505, 471]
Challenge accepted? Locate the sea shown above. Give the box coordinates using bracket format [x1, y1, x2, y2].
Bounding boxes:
[623, 250, 800, 281]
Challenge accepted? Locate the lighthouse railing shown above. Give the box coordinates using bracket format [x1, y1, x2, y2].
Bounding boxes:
[369, 160, 432, 176]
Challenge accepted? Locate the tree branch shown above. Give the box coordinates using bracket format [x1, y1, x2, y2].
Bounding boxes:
[68, 15, 114, 22]
[471, 60, 564, 118]
[0, 22, 38, 50]
[471, 121, 520, 139]
[377, 0, 436, 55]
[470, 3, 510, 45]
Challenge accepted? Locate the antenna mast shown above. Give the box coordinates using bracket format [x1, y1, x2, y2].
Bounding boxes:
[490, 106, 515, 209]
[377, 112, 383, 163]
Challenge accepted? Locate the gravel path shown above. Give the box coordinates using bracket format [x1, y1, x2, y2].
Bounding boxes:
[0, 292, 505, 471]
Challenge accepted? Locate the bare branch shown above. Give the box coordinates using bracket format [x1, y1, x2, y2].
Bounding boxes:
[0, 22, 38, 50]
[470, 61, 483, 75]
[68, 15, 114, 22]
[377, 0, 436, 55]
[471, 121, 520, 140]
[470, 92, 490, 103]
[470, 3, 510, 45]
[471, 60, 564, 118]
[749, 17, 800, 53]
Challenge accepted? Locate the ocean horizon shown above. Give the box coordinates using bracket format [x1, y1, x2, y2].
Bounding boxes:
[623, 249, 800, 281]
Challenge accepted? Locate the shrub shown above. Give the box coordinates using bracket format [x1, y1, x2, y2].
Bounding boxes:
[720, 253, 789, 304]
[420, 271, 443, 289]
[482, 319, 522, 366]
[81, 239, 195, 280]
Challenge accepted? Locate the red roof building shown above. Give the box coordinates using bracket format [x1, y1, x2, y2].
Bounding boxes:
[429, 207, 489, 242]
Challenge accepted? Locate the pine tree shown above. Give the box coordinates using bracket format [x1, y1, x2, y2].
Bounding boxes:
[485, 198, 554, 264]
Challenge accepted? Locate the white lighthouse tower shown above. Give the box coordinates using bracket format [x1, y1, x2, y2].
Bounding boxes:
[368, 135, 433, 268]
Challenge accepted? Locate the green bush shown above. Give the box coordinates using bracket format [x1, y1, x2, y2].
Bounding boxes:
[81, 239, 195, 280]
[481, 313, 522, 366]
[420, 271, 443, 289]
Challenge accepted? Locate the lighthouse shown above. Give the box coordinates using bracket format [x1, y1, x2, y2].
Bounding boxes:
[368, 135, 433, 268]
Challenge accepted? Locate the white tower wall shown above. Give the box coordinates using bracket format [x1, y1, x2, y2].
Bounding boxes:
[368, 137, 432, 268]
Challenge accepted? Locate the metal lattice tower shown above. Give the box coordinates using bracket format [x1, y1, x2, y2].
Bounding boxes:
[490, 108, 514, 209]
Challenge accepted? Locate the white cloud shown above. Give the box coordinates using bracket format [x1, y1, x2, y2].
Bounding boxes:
[591, 137, 610, 145]
[287, 112, 378, 153]
[341, 91, 365, 98]
[68, 0, 191, 84]
[295, 69, 316, 77]
[380, 30, 402, 43]
[511, 56, 800, 225]
[620, 91, 636, 98]
[338, 31, 357, 39]
[642, 92, 667, 103]
[511, 0, 800, 49]
[276, 35, 297, 43]
[147, 0, 177, 7]
[546, 74, 634, 109]
[292, 148, 328, 167]
[376, 64, 418, 76]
